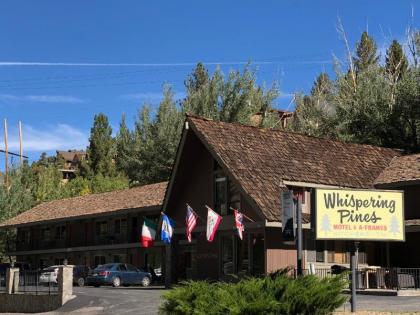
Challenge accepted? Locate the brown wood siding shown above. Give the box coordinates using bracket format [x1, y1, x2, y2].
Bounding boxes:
[265, 227, 297, 273]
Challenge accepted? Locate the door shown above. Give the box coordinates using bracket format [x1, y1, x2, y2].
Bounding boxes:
[117, 264, 130, 284]
[126, 264, 140, 285]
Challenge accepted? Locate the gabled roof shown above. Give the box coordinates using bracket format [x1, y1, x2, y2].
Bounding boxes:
[374, 154, 420, 187]
[0, 182, 167, 228]
[186, 115, 400, 221]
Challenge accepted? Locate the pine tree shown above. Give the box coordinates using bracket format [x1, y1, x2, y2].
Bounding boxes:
[147, 85, 183, 183]
[115, 113, 133, 174]
[86, 113, 116, 177]
[185, 62, 209, 94]
[354, 31, 379, 73]
[310, 73, 332, 97]
[385, 40, 408, 83]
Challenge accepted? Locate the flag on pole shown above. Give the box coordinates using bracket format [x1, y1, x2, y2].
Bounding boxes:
[206, 206, 222, 242]
[186, 205, 198, 242]
[233, 209, 245, 240]
[141, 218, 157, 247]
[161, 213, 175, 244]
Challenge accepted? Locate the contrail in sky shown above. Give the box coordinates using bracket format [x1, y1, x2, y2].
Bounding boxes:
[0, 60, 331, 67]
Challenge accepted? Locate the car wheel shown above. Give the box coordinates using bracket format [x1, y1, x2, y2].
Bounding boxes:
[77, 277, 85, 287]
[112, 277, 121, 287]
[141, 276, 151, 287]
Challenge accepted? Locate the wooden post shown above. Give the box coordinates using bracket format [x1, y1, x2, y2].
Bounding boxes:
[4, 119, 8, 188]
[19, 121, 23, 165]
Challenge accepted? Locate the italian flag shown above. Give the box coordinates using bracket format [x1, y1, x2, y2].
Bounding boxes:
[141, 218, 157, 248]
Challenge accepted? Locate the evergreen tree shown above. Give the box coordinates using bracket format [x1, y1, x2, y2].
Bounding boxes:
[86, 113, 116, 177]
[353, 31, 379, 73]
[182, 64, 220, 119]
[115, 113, 133, 174]
[288, 73, 336, 138]
[140, 86, 183, 184]
[385, 40, 408, 83]
[185, 62, 209, 94]
[310, 73, 332, 97]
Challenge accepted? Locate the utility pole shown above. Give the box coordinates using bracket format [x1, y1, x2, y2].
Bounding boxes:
[4, 119, 8, 188]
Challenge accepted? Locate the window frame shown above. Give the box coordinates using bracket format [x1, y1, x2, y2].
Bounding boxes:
[213, 161, 229, 215]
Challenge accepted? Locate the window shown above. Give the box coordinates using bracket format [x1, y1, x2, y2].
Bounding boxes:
[55, 226, 66, 240]
[237, 234, 249, 275]
[316, 241, 325, 262]
[18, 230, 31, 244]
[96, 221, 108, 236]
[214, 161, 228, 215]
[118, 264, 127, 271]
[126, 264, 138, 272]
[94, 256, 106, 267]
[221, 236, 234, 275]
[115, 219, 127, 235]
[251, 233, 264, 276]
[41, 228, 51, 241]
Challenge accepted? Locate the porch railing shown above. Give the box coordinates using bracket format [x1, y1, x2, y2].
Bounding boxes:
[295, 267, 420, 290]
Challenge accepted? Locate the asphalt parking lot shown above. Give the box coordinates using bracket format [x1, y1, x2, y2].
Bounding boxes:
[28, 287, 420, 315]
[339, 294, 420, 313]
[54, 286, 166, 315]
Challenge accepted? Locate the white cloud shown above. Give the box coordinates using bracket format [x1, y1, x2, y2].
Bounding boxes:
[120, 91, 186, 102]
[7, 124, 88, 152]
[0, 94, 85, 103]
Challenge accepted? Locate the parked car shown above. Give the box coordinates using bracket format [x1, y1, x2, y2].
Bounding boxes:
[39, 265, 60, 285]
[86, 263, 152, 288]
[73, 265, 90, 287]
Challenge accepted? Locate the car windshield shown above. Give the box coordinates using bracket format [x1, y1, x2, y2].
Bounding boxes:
[42, 267, 57, 272]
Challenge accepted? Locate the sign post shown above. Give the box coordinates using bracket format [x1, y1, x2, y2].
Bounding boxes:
[296, 195, 303, 276]
[315, 188, 405, 313]
[282, 190, 295, 243]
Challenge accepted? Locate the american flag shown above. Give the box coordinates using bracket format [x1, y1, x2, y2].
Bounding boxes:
[186, 205, 198, 242]
[233, 209, 244, 240]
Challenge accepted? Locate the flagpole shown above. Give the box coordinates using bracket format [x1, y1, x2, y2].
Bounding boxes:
[230, 207, 255, 222]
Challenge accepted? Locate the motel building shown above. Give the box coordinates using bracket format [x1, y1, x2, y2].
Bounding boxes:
[1, 115, 420, 290]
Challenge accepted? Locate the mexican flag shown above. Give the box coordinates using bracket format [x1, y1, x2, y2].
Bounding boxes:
[141, 218, 157, 247]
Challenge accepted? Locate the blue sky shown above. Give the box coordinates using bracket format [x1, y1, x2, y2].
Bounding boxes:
[0, 0, 418, 165]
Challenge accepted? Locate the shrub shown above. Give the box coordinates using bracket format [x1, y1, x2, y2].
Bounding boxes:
[159, 271, 348, 315]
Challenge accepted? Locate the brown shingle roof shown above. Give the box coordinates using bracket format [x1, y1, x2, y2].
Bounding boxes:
[57, 150, 86, 162]
[0, 182, 167, 228]
[374, 154, 420, 186]
[187, 115, 400, 221]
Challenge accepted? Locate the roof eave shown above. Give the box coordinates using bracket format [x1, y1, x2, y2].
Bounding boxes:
[0, 204, 162, 230]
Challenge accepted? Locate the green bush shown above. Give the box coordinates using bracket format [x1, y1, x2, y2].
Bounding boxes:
[159, 271, 348, 315]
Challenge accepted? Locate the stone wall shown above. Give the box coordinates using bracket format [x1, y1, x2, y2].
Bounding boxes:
[0, 266, 74, 313]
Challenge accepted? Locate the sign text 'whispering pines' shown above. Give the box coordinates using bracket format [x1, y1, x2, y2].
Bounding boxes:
[315, 188, 404, 241]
